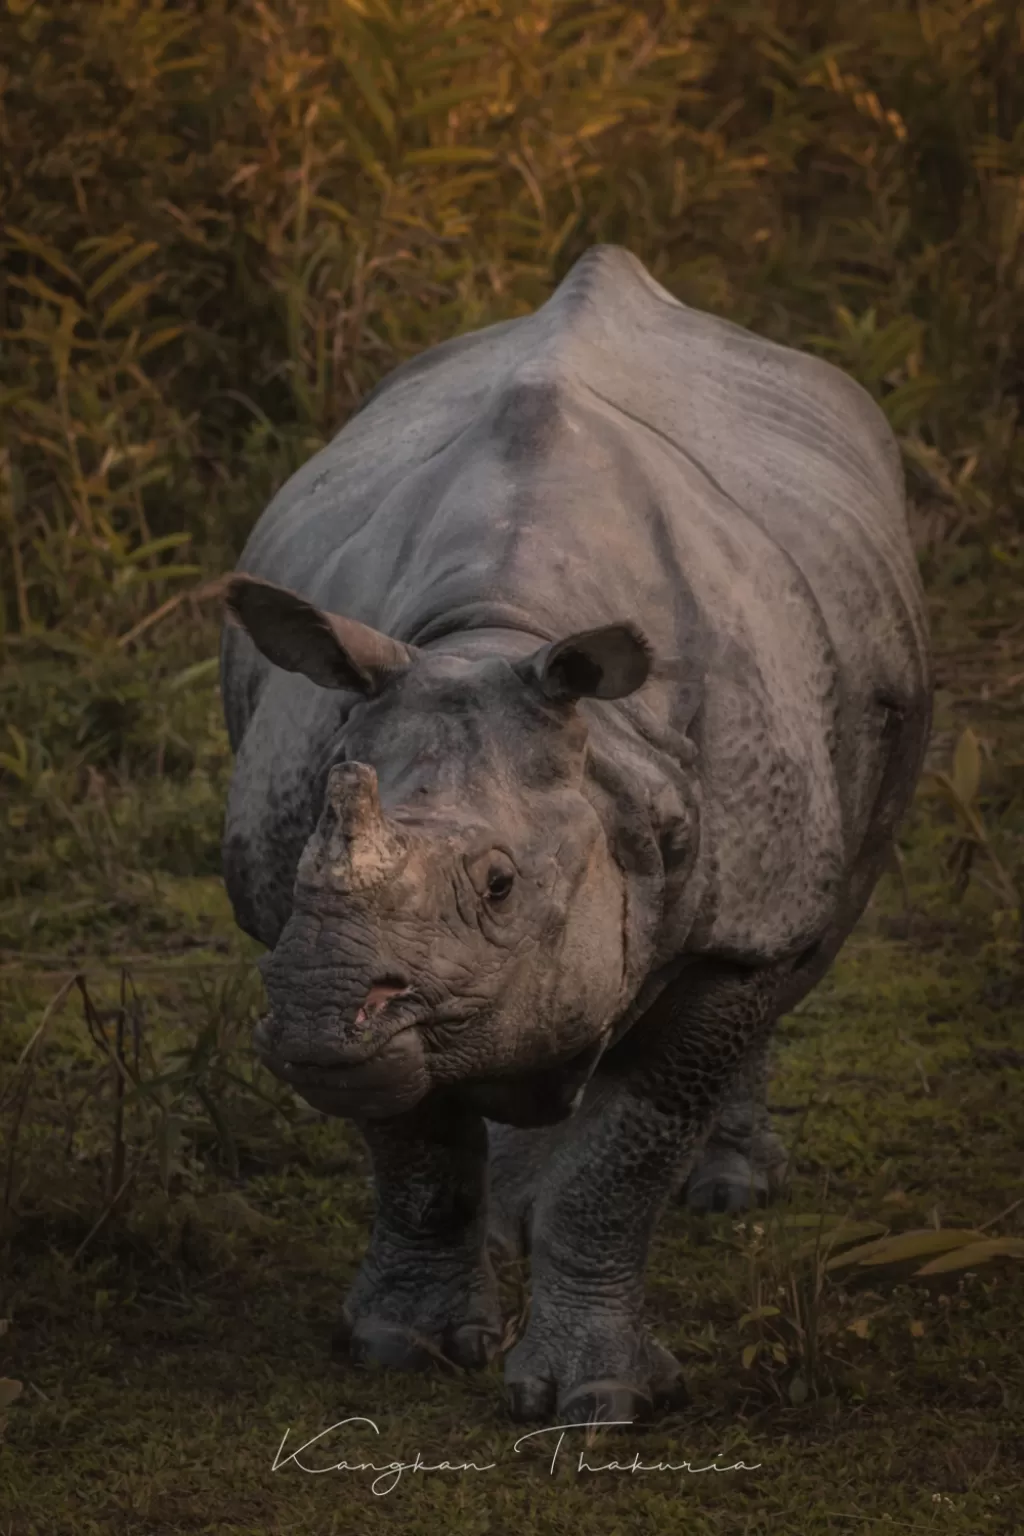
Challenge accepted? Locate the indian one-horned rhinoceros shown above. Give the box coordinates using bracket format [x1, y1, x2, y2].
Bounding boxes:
[219, 244, 932, 1424]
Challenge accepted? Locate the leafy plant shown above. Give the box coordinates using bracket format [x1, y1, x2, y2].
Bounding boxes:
[924, 726, 1020, 907]
[0, 961, 298, 1258]
[825, 1226, 1024, 1278]
[731, 1194, 1024, 1407]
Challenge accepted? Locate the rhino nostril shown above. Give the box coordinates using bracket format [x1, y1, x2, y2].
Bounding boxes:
[354, 977, 412, 1026]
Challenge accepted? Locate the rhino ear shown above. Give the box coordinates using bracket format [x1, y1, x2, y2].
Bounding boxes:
[224, 575, 416, 694]
[517, 623, 653, 703]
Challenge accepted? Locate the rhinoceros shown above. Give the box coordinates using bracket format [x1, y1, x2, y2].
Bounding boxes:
[219, 245, 931, 1423]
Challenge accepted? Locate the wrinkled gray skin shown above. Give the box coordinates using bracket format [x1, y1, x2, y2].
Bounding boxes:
[219, 246, 932, 1423]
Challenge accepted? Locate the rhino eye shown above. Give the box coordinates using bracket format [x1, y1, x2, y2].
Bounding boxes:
[486, 868, 514, 903]
[466, 848, 517, 903]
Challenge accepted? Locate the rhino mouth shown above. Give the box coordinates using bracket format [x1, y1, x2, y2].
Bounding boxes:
[275, 1033, 430, 1119]
[254, 984, 436, 1119]
[254, 980, 429, 1071]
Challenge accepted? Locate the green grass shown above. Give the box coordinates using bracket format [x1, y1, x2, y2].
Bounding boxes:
[2, 0, 1024, 1530]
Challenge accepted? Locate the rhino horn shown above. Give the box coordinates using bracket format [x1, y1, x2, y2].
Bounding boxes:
[297, 762, 409, 893]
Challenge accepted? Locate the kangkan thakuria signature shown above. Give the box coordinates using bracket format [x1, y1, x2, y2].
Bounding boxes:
[272, 1416, 762, 1496]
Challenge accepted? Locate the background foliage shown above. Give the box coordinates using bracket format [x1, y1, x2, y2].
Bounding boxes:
[2, 0, 1022, 645]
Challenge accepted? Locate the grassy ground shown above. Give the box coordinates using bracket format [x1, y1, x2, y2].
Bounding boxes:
[2, 534, 1023, 1536]
[2, 1, 1024, 1532]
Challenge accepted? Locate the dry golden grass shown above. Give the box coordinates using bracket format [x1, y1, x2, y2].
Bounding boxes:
[2, 0, 1021, 645]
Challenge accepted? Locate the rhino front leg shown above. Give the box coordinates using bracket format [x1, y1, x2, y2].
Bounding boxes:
[503, 959, 783, 1423]
[684, 1034, 790, 1213]
[338, 1100, 501, 1372]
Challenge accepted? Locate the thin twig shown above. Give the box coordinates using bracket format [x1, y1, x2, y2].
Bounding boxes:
[115, 573, 230, 650]
[68, 1165, 137, 1268]
[0, 449, 31, 633]
[1, 973, 81, 1215]
[75, 975, 137, 1093]
[977, 1197, 1024, 1234]
[111, 969, 128, 1199]
[820, 1517, 931, 1531]
[885, 840, 913, 928]
[0, 963, 239, 987]
[2, 946, 233, 962]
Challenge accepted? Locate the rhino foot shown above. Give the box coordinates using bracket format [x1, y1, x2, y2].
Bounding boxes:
[684, 1132, 790, 1214]
[503, 1304, 686, 1424]
[336, 1253, 501, 1373]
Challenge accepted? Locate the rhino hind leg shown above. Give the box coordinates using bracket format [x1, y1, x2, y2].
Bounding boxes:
[683, 1037, 790, 1213]
[486, 1120, 564, 1260]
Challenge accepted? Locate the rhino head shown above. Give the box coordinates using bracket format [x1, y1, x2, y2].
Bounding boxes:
[225, 576, 656, 1127]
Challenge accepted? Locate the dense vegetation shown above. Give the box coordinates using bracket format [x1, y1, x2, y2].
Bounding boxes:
[1, 2, 1022, 1532]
